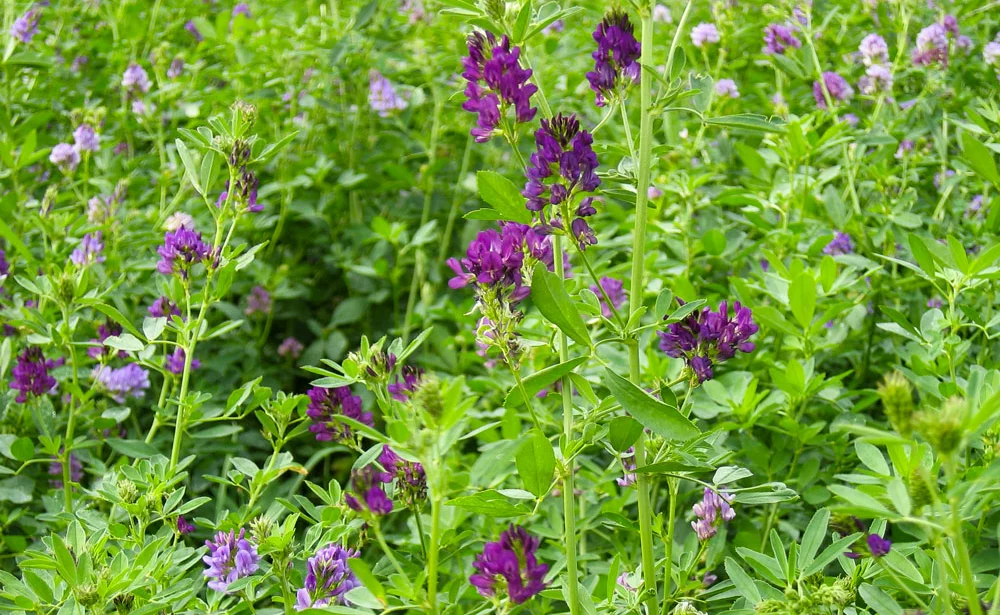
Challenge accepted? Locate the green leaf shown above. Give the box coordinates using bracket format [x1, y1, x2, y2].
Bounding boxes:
[788, 273, 816, 329]
[103, 334, 144, 353]
[10, 437, 34, 462]
[724, 557, 761, 604]
[516, 430, 555, 498]
[80, 301, 144, 340]
[446, 490, 530, 517]
[175, 139, 204, 196]
[854, 441, 889, 475]
[858, 583, 903, 615]
[713, 466, 752, 484]
[105, 439, 160, 459]
[798, 509, 830, 573]
[961, 132, 1000, 188]
[530, 263, 591, 349]
[608, 416, 644, 452]
[0, 476, 33, 503]
[603, 368, 700, 442]
[705, 114, 787, 135]
[504, 356, 587, 407]
[347, 558, 386, 604]
[800, 533, 862, 577]
[477, 171, 531, 224]
[827, 485, 893, 516]
[142, 317, 167, 342]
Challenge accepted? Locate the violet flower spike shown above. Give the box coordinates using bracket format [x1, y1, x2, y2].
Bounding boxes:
[306, 386, 370, 442]
[295, 544, 361, 610]
[586, 9, 641, 107]
[461, 31, 537, 142]
[203, 528, 260, 593]
[469, 525, 549, 604]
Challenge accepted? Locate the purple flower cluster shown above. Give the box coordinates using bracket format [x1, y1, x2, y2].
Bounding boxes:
[657, 300, 758, 383]
[156, 226, 212, 278]
[461, 31, 537, 142]
[345, 465, 393, 516]
[469, 525, 548, 604]
[691, 23, 720, 48]
[10, 7, 40, 44]
[586, 10, 641, 107]
[691, 487, 735, 541]
[522, 114, 601, 250]
[295, 544, 360, 610]
[203, 528, 260, 593]
[913, 16, 971, 68]
[859, 34, 889, 65]
[93, 364, 150, 403]
[388, 365, 423, 401]
[813, 71, 854, 109]
[167, 58, 184, 79]
[859, 64, 893, 95]
[378, 445, 427, 506]
[73, 124, 100, 152]
[368, 70, 407, 117]
[447, 227, 530, 302]
[122, 63, 151, 94]
[762, 24, 800, 55]
[823, 231, 855, 255]
[714, 78, 740, 99]
[590, 276, 626, 319]
[148, 296, 181, 319]
[306, 386, 370, 442]
[165, 348, 200, 375]
[71, 232, 105, 267]
[50, 143, 80, 172]
[278, 336, 304, 359]
[245, 285, 271, 316]
[10, 347, 58, 403]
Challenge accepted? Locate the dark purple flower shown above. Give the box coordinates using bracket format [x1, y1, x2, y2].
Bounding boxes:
[71, 232, 105, 266]
[245, 285, 271, 316]
[590, 276, 626, 318]
[184, 20, 203, 41]
[10, 347, 58, 403]
[177, 516, 196, 534]
[344, 465, 393, 516]
[10, 8, 40, 44]
[203, 528, 260, 593]
[813, 72, 854, 109]
[73, 124, 100, 152]
[469, 525, 548, 604]
[868, 534, 891, 557]
[388, 365, 423, 401]
[368, 70, 407, 117]
[447, 227, 529, 302]
[586, 10, 641, 107]
[48, 452, 82, 488]
[165, 348, 200, 375]
[156, 225, 212, 278]
[657, 299, 758, 383]
[306, 386, 370, 442]
[691, 487, 735, 541]
[148, 296, 181, 319]
[88, 321, 126, 360]
[823, 231, 854, 255]
[461, 31, 537, 142]
[378, 445, 427, 505]
[278, 337, 304, 359]
[295, 544, 360, 610]
[0, 248, 9, 277]
[763, 23, 801, 55]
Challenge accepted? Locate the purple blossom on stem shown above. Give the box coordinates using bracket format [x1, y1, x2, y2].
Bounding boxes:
[71, 232, 105, 267]
[617, 447, 637, 487]
[10, 347, 58, 403]
[121, 63, 151, 94]
[586, 10, 641, 107]
[177, 516, 195, 534]
[461, 31, 537, 142]
[859, 34, 889, 65]
[867, 534, 892, 557]
[165, 348, 200, 375]
[278, 336, 304, 359]
[656, 299, 758, 383]
[590, 276, 626, 319]
[93, 364, 150, 403]
[447, 227, 529, 302]
[344, 465, 393, 516]
[985, 41, 1000, 68]
[895, 140, 914, 159]
[762, 24, 800, 55]
[306, 386, 370, 442]
[823, 231, 855, 255]
[378, 445, 427, 506]
[859, 64, 893, 94]
[156, 225, 212, 278]
[232, 3, 252, 19]
[691, 487, 735, 540]
[295, 544, 360, 610]
[245, 285, 271, 316]
[203, 528, 260, 593]
[368, 70, 407, 117]
[185, 20, 203, 42]
[73, 124, 100, 152]
[10, 8, 40, 44]
[388, 365, 423, 401]
[167, 57, 184, 79]
[469, 525, 548, 604]
[714, 78, 739, 98]
[691, 22, 720, 48]
[148, 296, 181, 319]
[813, 71, 854, 109]
[50, 143, 80, 172]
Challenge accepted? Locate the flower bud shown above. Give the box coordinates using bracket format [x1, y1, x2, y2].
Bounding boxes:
[907, 466, 934, 510]
[250, 514, 274, 542]
[117, 478, 139, 504]
[231, 100, 257, 128]
[412, 373, 443, 419]
[916, 396, 966, 456]
[76, 583, 100, 607]
[113, 593, 136, 613]
[877, 371, 915, 436]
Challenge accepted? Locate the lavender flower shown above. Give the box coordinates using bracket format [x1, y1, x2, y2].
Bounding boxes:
[148, 296, 181, 319]
[73, 124, 100, 153]
[934, 169, 955, 190]
[244, 285, 271, 316]
[859, 33, 889, 66]
[913, 22, 950, 67]
[232, 3, 252, 19]
[399, 0, 427, 24]
[823, 231, 855, 255]
[388, 365, 423, 401]
[203, 528, 260, 593]
[121, 63, 151, 94]
[656, 299, 758, 383]
[185, 20, 203, 42]
[691, 23, 720, 48]
[165, 348, 200, 375]
[691, 487, 735, 541]
[368, 70, 407, 117]
[985, 41, 1000, 68]
[156, 226, 212, 278]
[617, 447, 637, 487]
[306, 386, 370, 442]
[71, 232, 105, 267]
[50, 143, 80, 172]
[859, 64, 893, 94]
[895, 139, 914, 159]
[461, 31, 537, 142]
[590, 276, 626, 319]
[49, 453, 82, 488]
[10, 8, 40, 44]
[167, 57, 184, 79]
[178, 516, 195, 534]
[295, 544, 360, 610]
[927, 297, 943, 309]
[652, 5, 671, 23]
[586, 10, 641, 107]
[344, 465, 393, 516]
[617, 571, 640, 592]
[470, 525, 548, 604]
[813, 72, 854, 109]
[522, 114, 601, 249]
[10, 347, 58, 403]
[714, 78, 739, 98]
[93, 364, 150, 403]
[88, 321, 125, 360]
[164, 211, 194, 231]
[278, 337, 304, 359]
[762, 24, 801, 55]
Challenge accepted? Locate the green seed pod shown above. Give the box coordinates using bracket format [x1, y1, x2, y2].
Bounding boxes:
[877, 371, 915, 436]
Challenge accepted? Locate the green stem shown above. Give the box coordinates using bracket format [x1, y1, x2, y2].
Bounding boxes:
[428, 493, 442, 615]
[374, 524, 407, 578]
[948, 460, 982, 615]
[660, 478, 679, 615]
[630, 7, 659, 614]
[61, 342, 80, 513]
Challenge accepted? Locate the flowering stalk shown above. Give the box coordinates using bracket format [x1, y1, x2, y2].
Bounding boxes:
[629, 4, 658, 613]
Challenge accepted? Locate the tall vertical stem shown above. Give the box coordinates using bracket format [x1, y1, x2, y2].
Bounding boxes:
[629, 7, 658, 613]
[554, 237, 580, 615]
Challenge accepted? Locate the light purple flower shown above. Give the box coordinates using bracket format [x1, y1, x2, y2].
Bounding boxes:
[203, 528, 260, 593]
[823, 231, 854, 255]
[184, 20, 203, 41]
[93, 364, 150, 403]
[762, 24, 800, 55]
[691, 23, 720, 48]
[167, 57, 184, 79]
[714, 78, 739, 98]
[244, 285, 271, 316]
[859, 64, 893, 94]
[278, 337, 304, 359]
[895, 139, 914, 159]
[50, 143, 80, 172]
[590, 276, 626, 319]
[616, 447, 637, 487]
[691, 487, 735, 541]
[652, 5, 671, 23]
[71, 232, 105, 266]
[232, 3, 251, 19]
[10, 8, 40, 44]
[73, 124, 100, 152]
[368, 70, 407, 117]
[859, 33, 889, 65]
[122, 63, 151, 94]
[399, 0, 428, 24]
[165, 348, 200, 375]
[295, 544, 360, 610]
[812, 71, 853, 109]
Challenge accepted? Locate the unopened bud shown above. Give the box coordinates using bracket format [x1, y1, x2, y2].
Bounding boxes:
[877, 371, 915, 436]
[117, 478, 139, 504]
[916, 396, 966, 456]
